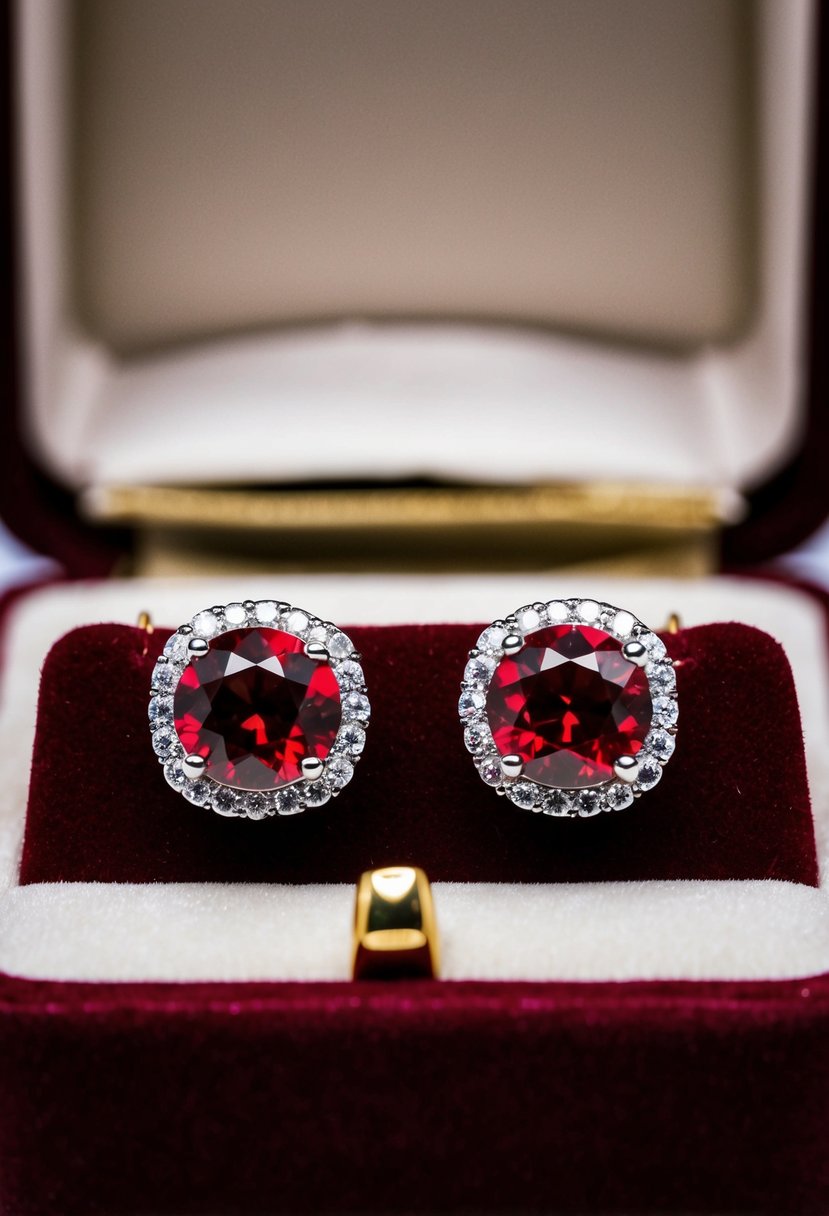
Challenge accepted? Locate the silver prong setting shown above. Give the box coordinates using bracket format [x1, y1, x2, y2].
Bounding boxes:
[500, 754, 524, 779]
[622, 639, 648, 667]
[182, 753, 208, 780]
[305, 641, 330, 662]
[187, 637, 210, 658]
[613, 755, 640, 783]
[501, 634, 523, 656]
[300, 756, 325, 782]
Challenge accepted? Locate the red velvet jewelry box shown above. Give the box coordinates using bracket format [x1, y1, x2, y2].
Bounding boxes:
[2, 2, 829, 1214]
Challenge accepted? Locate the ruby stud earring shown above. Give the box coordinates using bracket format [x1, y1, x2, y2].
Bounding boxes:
[148, 600, 369, 818]
[459, 598, 678, 817]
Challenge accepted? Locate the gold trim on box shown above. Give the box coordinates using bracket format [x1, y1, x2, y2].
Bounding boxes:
[86, 482, 728, 532]
[87, 482, 727, 577]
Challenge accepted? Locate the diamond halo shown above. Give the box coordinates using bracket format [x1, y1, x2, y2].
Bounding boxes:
[460, 598, 678, 818]
[149, 601, 369, 819]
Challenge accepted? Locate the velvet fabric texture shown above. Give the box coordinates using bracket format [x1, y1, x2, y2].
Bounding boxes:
[0, 973, 828, 1215]
[20, 619, 817, 886]
[2, 606, 824, 1213]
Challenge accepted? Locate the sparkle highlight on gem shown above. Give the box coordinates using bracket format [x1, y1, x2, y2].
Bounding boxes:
[173, 627, 342, 791]
[486, 624, 653, 789]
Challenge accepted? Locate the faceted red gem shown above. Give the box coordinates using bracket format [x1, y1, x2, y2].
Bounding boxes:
[486, 624, 652, 788]
[173, 628, 341, 790]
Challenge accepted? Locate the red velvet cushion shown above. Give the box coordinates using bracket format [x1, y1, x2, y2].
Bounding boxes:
[19, 619, 816, 885]
[1, 972, 827, 1216]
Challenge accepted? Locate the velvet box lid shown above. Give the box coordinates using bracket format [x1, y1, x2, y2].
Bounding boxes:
[2, 0, 827, 576]
[2, 4, 829, 1215]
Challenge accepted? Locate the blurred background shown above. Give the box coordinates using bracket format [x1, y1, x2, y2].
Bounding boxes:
[2, 0, 828, 596]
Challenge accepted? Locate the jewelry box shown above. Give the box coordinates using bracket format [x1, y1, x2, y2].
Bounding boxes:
[2, 2, 828, 1211]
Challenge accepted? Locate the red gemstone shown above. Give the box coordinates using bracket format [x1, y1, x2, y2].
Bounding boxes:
[173, 628, 341, 790]
[486, 624, 652, 788]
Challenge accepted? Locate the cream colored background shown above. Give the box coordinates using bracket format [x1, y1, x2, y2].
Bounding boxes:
[16, 0, 813, 497]
[72, 0, 756, 354]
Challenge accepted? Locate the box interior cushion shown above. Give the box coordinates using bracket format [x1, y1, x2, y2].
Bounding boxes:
[19, 618, 817, 886]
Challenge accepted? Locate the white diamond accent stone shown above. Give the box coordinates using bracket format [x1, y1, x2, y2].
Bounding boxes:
[327, 755, 354, 790]
[653, 695, 679, 727]
[647, 728, 676, 763]
[242, 793, 273, 820]
[223, 603, 248, 626]
[477, 625, 507, 653]
[304, 780, 332, 808]
[151, 727, 175, 758]
[327, 630, 352, 659]
[151, 663, 176, 693]
[255, 600, 279, 623]
[191, 610, 221, 638]
[610, 610, 635, 637]
[335, 660, 365, 691]
[285, 609, 309, 633]
[163, 757, 187, 791]
[464, 723, 490, 755]
[578, 600, 600, 623]
[464, 655, 495, 686]
[516, 605, 542, 633]
[644, 633, 668, 660]
[212, 787, 240, 817]
[342, 692, 371, 723]
[647, 662, 677, 695]
[182, 780, 211, 807]
[163, 632, 189, 662]
[477, 755, 503, 786]
[506, 781, 537, 810]
[458, 689, 486, 721]
[636, 759, 663, 791]
[541, 789, 575, 817]
[546, 601, 568, 623]
[606, 783, 635, 811]
[276, 787, 303, 815]
[339, 723, 366, 757]
[577, 789, 603, 817]
[148, 697, 173, 729]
